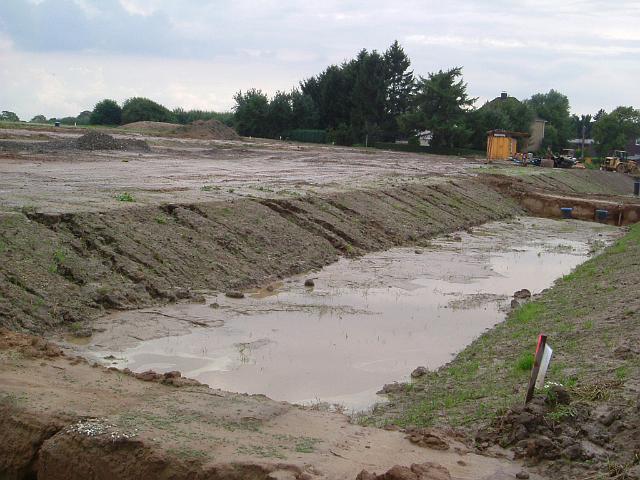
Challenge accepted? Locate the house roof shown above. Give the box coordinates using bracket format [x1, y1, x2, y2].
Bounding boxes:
[487, 129, 530, 138]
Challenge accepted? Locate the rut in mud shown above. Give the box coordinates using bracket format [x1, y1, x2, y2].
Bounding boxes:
[0, 178, 519, 334]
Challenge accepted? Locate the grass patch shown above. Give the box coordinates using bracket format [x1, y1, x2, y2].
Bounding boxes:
[294, 437, 321, 453]
[615, 366, 628, 381]
[515, 352, 534, 372]
[546, 404, 578, 423]
[511, 302, 546, 323]
[69, 321, 83, 332]
[364, 220, 640, 433]
[236, 445, 286, 459]
[115, 192, 135, 202]
[49, 247, 66, 273]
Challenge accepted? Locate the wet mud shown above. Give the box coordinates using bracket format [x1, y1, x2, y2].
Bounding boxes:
[68, 218, 620, 411]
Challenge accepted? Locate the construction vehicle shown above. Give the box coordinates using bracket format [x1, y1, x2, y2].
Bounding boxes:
[601, 150, 639, 174]
[553, 151, 576, 169]
[561, 148, 576, 160]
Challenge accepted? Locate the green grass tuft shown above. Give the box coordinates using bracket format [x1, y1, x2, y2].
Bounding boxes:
[115, 192, 135, 202]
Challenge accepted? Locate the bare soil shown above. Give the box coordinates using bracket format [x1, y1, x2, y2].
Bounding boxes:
[121, 119, 240, 140]
[2, 124, 640, 479]
[0, 329, 541, 480]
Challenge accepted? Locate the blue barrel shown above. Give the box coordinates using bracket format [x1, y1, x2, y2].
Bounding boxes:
[595, 209, 608, 222]
[634, 181, 640, 196]
[560, 207, 573, 219]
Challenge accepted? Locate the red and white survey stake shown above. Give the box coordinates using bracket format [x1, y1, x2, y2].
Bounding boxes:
[525, 334, 553, 404]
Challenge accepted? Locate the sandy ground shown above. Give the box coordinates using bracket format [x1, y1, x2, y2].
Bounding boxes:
[0, 127, 479, 214]
[0, 329, 543, 480]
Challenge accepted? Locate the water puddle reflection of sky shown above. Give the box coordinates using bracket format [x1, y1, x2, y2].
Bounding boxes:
[74, 217, 620, 411]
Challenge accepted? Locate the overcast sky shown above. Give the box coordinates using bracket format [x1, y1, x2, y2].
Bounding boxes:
[1, 0, 639, 120]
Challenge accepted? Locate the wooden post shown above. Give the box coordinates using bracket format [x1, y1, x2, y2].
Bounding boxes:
[525, 334, 547, 404]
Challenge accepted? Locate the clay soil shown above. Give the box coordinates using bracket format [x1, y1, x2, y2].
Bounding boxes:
[1, 124, 640, 479]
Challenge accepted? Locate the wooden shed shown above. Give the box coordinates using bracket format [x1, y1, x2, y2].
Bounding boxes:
[486, 130, 530, 161]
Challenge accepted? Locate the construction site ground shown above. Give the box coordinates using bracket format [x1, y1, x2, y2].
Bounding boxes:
[1, 124, 639, 479]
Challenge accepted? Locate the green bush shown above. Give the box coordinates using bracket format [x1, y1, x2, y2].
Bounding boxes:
[172, 108, 234, 126]
[121, 97, 176, 125]
[90, 99, 122, 125]
[327, 123, 353, 146]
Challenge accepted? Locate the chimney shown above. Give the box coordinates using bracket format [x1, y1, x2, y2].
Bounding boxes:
[500, 92, 508, 100]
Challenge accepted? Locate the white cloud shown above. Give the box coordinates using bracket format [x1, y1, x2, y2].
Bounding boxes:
[118, 0, 160, 16]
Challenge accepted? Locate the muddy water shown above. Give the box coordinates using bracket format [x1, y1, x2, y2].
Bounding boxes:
[73, 218, 620, 411]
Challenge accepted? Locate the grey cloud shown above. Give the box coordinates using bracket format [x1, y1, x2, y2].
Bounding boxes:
[0, 0, 638, 119]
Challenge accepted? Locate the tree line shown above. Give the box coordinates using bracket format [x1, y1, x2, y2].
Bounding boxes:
[1, 98, 233, 128]
[3, 40, 638, 155]
[232, 41, 640, 154]
[86, 97, 234, 127]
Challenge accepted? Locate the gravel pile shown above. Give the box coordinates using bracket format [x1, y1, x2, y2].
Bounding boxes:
[0, 132, 150, 153]
[75, 132, 150, 152]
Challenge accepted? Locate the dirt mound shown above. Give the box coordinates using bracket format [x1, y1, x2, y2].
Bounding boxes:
[0, 132, 150, 153]
[173, 119, 240, 140]
[121, 120, 240, 140]
[476, 383, 640, 479]
[357, 462, 451, 480]
[120, 121, 179, 133]
[75, 132, 150, 152]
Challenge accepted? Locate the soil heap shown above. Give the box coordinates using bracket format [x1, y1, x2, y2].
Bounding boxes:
[0, 132, 150, 153]
[122, 119, 240, 140]
[75, 132, 150, 152]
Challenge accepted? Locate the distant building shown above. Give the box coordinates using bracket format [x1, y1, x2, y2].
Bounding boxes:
[528, 118, 547, 152]
[626, 137, 640, 160]
[482, 93, 546, 153]
[418, 130, 433, 147]
[395, 130, 433, 147]
[486, 129, 530, 160]
[567, 138, 596, 157]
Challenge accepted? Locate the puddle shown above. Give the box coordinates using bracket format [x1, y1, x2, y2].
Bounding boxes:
[69, 218, 620, 411]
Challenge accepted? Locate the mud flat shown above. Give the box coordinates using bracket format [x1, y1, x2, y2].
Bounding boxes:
[68, 218, 620, 411]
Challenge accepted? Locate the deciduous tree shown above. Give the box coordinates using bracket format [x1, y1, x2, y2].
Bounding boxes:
[0, 111, 20, 122]
[89, 99, 122, 125]
[592, 106, 640, 156]
[121, 97, 175, 125]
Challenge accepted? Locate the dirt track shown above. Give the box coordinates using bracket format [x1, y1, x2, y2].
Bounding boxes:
[2, 125, 640, 479]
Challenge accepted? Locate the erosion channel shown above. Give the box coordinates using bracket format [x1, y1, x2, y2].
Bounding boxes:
[65, 217, 620, 411]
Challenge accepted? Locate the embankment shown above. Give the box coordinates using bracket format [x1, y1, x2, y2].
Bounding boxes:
[0, 178, 519, 333]
[365, 221, 640, 479]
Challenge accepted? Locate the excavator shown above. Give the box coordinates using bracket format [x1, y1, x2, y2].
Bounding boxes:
[601, 150, 639, 174]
